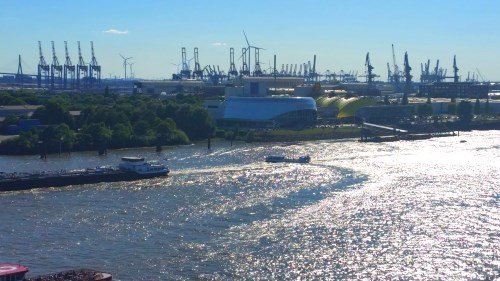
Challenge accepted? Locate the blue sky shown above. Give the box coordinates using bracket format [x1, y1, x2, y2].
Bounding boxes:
[0, 0, 499, 80]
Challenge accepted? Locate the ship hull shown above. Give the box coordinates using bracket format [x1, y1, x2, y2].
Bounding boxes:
[0, 170, 169, 192]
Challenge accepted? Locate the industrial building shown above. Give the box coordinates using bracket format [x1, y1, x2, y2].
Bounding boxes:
[419, 82, 490, 99]
[217, 96, 317, 129]
[133, 80, 206, 95]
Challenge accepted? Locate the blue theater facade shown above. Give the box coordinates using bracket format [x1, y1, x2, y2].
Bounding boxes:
[218, 97, 317, 129]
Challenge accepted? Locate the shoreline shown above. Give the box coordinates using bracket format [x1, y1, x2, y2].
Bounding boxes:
[1, 125, 499, 156]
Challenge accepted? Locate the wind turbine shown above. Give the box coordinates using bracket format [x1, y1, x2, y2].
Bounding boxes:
[242, 30, 265, 76]
[119, 54, 133, 79]
[128, 62, 135, 79]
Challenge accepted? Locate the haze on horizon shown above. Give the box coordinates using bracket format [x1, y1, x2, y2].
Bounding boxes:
[0, 0, 498, 81]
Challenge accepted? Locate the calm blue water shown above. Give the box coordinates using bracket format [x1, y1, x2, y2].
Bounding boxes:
[0, 131, 499, 280]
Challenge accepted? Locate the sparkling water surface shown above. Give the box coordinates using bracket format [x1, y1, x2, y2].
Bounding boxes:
[0, 131, 499, 280]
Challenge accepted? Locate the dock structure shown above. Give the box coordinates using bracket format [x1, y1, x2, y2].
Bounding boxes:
[362, 122, 408, 134]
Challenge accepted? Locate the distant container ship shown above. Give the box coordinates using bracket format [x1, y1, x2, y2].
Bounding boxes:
[0, 157, 169, 192]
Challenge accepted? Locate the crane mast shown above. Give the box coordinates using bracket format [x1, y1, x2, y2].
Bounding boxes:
[37, 41, 50, 88]
[50, 41, 62, 89]
[76, 41, 88, 89]
[63, 41, 75, 89]
[228, 47, 238, 78]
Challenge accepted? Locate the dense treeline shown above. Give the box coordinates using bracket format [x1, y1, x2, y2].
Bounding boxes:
[0, 91, 214, 155]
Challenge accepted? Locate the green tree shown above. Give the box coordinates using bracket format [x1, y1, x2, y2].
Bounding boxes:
[82, 122, 112, 154]
[133, 120, 150, 136]
[32, 97, 74, 127]
[54, 123, 75, 152]
[111, 123, 132, 148]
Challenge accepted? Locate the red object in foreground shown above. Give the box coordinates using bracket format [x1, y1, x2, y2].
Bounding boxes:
[0, 263, 29, 280]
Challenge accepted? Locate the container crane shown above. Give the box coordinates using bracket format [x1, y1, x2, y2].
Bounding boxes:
[37, 41, 50, 88]
[50, 41, 63, 89]
[89, 41, 101, 87]
[76, 41, 88, 89]
[192, 47, 203, 79]
[63, 41, 75, 89]
[180, 47, 191, 79]
[240, 48, 250, 76]
[228, 48, 238, 78]
[253, 48, 263, 77]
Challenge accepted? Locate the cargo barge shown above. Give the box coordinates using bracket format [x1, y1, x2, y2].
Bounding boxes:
[0, 157, 169, 192]
[0, 263, 112, 281]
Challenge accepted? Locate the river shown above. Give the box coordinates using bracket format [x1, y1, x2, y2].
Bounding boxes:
[0, 131, 499, 280]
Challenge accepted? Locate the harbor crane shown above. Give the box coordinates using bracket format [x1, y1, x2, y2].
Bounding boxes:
[403, 51, 412, 96]
[476, 67, 486, 82]
[180, 47, 191, 79]
[228, 47, 238, 78]
[89, 41, 101, 86]
[391, 44, 401, 88]
[453, 55, 459, 83]
[63, 41, 75, 89]
[253, 48, 263, 76]
[192, 47, 203, 79]
[387, 62, 392, 82]
[37, 41, 50, 88]
[76, 41, 88, 88]
[240, 48, 250, 76]
[50, 41, 62, 89]
[365, 52, 375, 86]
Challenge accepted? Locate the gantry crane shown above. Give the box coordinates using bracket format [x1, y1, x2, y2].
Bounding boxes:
[180, 47, 191, 79]
[89, 41, 101, 87]
[63, 41, 75, 89]
[76, 41, 88, 89]
[253, 48, 263, 77]
[228, 47, 238, 78]
[37, 41, 50, 88]
[192, 47, 203, 79]
[50, 41, 63, 89]
[240, 48, 250, 76]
